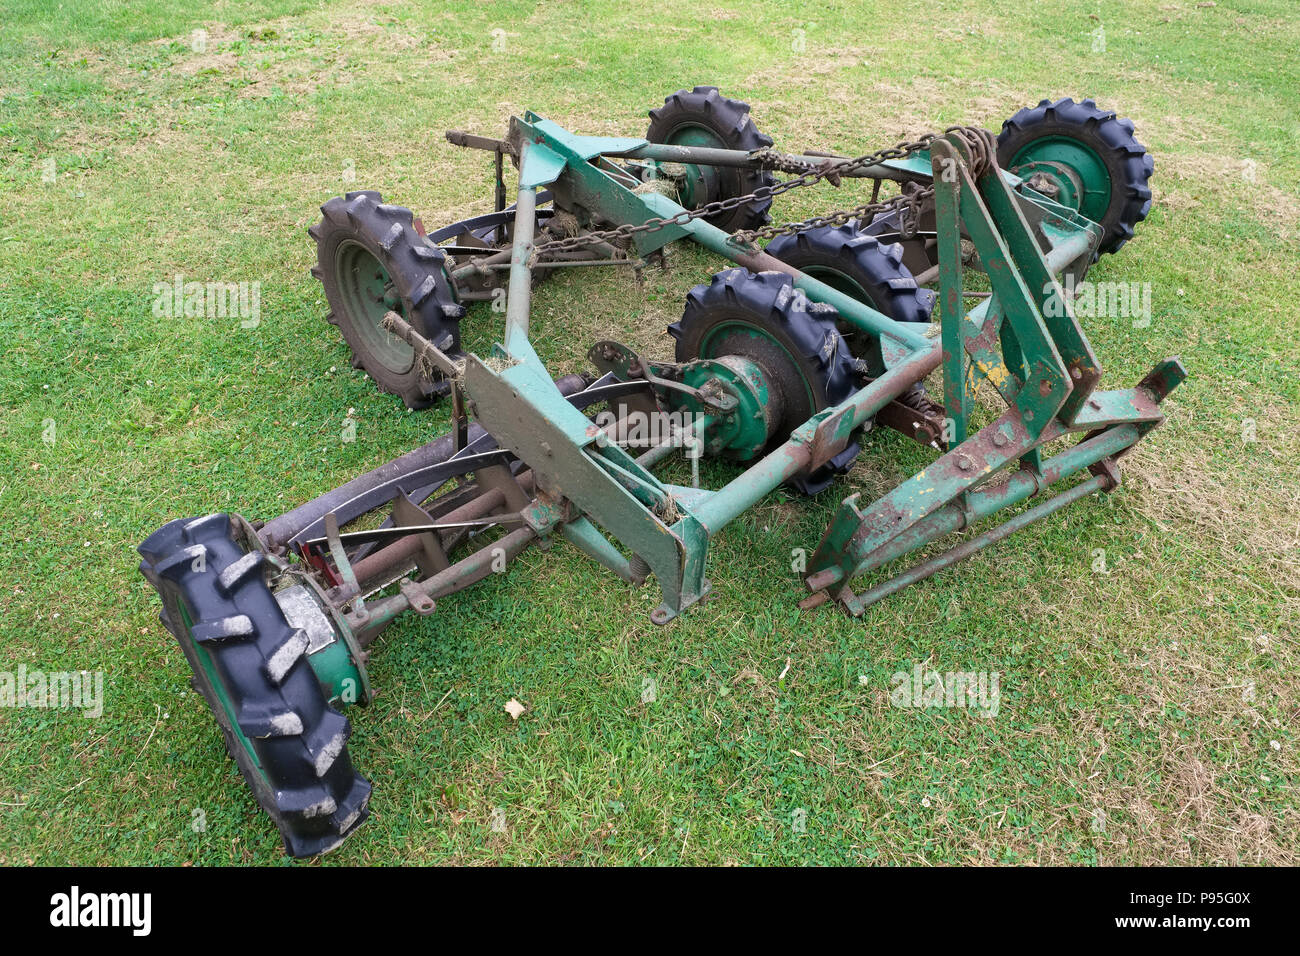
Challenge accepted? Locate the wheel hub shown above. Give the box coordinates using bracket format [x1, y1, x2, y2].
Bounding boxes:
[334, 239, 415, 374]
[1008, 137, 1111, 224]
[661, 124, 726, 209]
[675, 355, 782, 462]
[275, 580, 369, 706]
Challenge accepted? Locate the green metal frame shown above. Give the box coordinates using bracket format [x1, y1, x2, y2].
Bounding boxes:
[447, 112, 1183, 621]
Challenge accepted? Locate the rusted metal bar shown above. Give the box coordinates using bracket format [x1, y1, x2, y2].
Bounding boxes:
[445, 130, 514, 154]
[841, 473, 1111, 613]
[354, 526, 537, 641]
[348, 488, 502, 590]
[384, 311, 463, 379]
[804, 423, 1141, 595]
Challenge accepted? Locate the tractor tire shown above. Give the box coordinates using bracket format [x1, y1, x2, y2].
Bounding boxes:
[767, 224, 936, 409]
[766, 225, 934, 347]
[669, 268, 861, 495]
[138, 514, 370, 858]
[311, 190, 466, 409]
[997, 98, 1153, 257]
[646, 86, 775, 234]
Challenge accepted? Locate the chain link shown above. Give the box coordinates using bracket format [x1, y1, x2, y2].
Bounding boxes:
[734, 181, 930, 245]
[530, 126, 994, 257]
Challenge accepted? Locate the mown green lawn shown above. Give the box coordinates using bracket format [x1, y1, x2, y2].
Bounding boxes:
[0, 0, 1296, 865]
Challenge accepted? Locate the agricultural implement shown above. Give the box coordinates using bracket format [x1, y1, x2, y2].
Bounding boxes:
[138, 89, 1178, 855]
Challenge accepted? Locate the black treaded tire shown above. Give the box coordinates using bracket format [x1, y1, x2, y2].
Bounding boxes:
[768, 225, 937, 413]
[766, 225, 934, 374]
[669, 268, 860, 495]
[138, 514, 370, 857]
[997, 97, 1153, 257]
[647, 86, 775, 234]
[311, 190, 466, 409]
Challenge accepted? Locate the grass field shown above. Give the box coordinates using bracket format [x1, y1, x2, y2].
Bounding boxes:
[0, 0, 1296, 865]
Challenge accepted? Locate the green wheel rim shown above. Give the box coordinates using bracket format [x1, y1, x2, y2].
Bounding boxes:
[335, 240, 414, 374]
[663, 124, 724, 209]
[1009, 136, 1112, 224]
[799, 265, 871, 303]
[698, 321, 816, 413]
[179, 604, 266, 778]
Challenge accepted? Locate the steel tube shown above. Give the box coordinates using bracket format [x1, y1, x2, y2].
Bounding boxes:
[689, 346, 941, 534]
[680, 218, 933, 351]
[622, 142, 924, 184]
[560, 518, 639, 583]
[805, 423, 1142, 591]
[850, 474, 1110, 611]
[689, 439, 811, 535]
[450, 247, 511, 280]
[356, 526, 537, 638]
[792, 271, 934, 350]
[505, 180, 538, 344]
[1044, 228, 1095, 275]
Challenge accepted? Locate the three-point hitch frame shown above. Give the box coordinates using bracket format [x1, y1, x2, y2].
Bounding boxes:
[305, 111, 1182, 635]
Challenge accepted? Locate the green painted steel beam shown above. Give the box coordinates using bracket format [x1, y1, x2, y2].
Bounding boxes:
[503, 175, 539, 353]
[559, 517, 639, 583]
[950, 147, 1070, 434]
[973, 147, 1103, 424]
[932, 141, 969, 449]
[689, 345, 940, 534]
[807, 422, 1143, 592]
[842, 473, 1111, 614]
[513, 115, 693, 256]
[672, 205, 934, 352]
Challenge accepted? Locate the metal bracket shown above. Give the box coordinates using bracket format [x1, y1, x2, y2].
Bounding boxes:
[323, 512, 365, 616]
[399, 579, 436, 615]
[588, 340, 737, 416]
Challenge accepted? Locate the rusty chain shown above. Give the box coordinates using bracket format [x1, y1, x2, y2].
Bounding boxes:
[529, 126, 996, 257]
